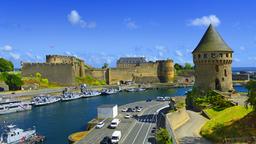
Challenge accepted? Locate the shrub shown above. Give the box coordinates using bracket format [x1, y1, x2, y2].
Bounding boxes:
[156, 128, 172, 144]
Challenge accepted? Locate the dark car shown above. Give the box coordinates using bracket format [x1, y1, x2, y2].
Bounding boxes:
[100, 136, 112, 144]
[146, 98, 152, 102]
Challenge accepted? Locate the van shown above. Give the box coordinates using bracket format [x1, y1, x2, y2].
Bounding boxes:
[111, 130, 121, 143]
[110, 118, 120, 128]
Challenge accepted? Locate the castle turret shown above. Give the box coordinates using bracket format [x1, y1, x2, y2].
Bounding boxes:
[192, 24, 233, 92]
[157, 59, 174, 83]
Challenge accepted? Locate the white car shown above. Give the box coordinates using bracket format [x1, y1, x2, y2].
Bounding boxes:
[110, 119, 120, 128]
[132, 108, 136, 112]
[124, 114, 131, 119]
[136, 108, 142, 112]
[121, 107, 128, 112]
[111, 131, 121, 143]
[96, 121, 105, 129]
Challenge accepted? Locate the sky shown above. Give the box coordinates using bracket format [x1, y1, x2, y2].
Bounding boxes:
[0, 0, 256, 68]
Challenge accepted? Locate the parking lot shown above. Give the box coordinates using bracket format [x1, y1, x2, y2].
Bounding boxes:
[77, 100, 169, 144]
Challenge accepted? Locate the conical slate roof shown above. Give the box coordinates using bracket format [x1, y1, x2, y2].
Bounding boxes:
[192, 24, 233, 53]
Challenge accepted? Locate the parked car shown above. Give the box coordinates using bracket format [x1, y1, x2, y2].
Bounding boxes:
[136, 107, 142, 112]
[121, 107, 128, 112]
[96, 121, 105, 129]
[146, 98, 152, 102]
[100, 136, 111, 144]
[124, 114, 131, 119]
[132, 108, 136, 112]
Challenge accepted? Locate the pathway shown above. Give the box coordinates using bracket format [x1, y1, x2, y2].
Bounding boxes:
[175, 110, 211, 144]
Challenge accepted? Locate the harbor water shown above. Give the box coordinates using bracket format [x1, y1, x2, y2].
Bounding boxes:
[0, 86, 247, 144]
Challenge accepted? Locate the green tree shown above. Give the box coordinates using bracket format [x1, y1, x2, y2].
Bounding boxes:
[184, 63, 193, 70]
[174, 63, 183, 71]
[0, 58, 14, 72]
[156, 128, 172, 144]
[102, 63, 109, 69]
[245, 80, 256, 110]
[4, 73, 24, 90]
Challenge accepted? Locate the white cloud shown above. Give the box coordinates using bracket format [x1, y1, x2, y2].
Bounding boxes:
[124, 18, 138, 30]
[65, 51, 72, 55]
[155, 45, 168, 57]
[185, 49, 193, 53]
[67, 10, 96, 29]
[175, 50, 183, 57]
[9, 52, 20, 60]
[1, 45, 13, 52]
[190, 15, 221, 27]
[68, 10, 81, 25]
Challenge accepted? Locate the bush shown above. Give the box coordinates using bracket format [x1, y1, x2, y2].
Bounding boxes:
[156, 128, 172, 144]
[76, 76, 106, 86]
[22, 72, 50, 88]
[186, 88, 233, 111]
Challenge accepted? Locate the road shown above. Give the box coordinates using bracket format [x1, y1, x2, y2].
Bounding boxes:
[175, 110, 211, 144]
[78, 100, 169, 144]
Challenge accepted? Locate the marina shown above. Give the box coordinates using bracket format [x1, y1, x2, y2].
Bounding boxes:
[0, 86, 248, 144]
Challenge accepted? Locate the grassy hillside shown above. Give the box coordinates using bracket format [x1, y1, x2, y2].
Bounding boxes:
[201, 106, 255, 142]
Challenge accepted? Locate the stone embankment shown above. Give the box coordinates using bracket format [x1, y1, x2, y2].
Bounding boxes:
[166, 108, 190, 130]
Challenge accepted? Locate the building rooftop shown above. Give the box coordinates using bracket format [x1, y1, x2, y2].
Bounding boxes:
[98, 104, 117, 108]
[117, 57, 146, 64]
[192, 24, 233, 53]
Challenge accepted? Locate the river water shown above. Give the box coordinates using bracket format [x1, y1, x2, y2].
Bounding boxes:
[0, 86, 247, 144]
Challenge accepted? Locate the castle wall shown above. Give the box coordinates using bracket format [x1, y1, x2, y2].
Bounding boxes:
[22, 63, 75, 85]
[85, 69, 106, 81]
[106, 60, 175, 84]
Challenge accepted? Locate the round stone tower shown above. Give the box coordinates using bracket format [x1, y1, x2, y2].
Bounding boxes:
[157, 59, 174, 83]
[192, 24, 233, 92]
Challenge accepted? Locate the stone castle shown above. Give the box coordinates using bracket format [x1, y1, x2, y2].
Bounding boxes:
[192, 24, 233, 92]
[22, 55, 175, 85]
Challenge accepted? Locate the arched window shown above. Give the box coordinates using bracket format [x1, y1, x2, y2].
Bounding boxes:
[198, 54, 201, 59]
[215, 65, 219, 72]
[224, 69, 227, 77]
[220, 53, 223, 58]
[226, 53, 229, 57]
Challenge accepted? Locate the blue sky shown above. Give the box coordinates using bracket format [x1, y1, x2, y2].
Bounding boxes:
[0, 0, 256, 68]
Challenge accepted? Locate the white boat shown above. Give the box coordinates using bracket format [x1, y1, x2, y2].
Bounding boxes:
[126, 88, 146, 92]
[31, 96, 60, 106]
[83, 90, 101, 98]
[0, 100, 32, 115]
[61, 93, 82, 101]
[0, 124, 45, 144]
[101, 89, 118, 95]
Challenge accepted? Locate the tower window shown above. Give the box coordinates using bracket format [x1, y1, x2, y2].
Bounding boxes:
[230, 53, 232, 58]
[198, 54, 201, 59]
[211, 53, 216, 58]
[224, 69, 227, 77]
[204, 54, 207, 58]
[220, 53, 223, 58]
[226, 53, 229, 57]
[215, 65, 219, 72]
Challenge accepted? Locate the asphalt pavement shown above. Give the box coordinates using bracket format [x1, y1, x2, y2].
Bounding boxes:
[78, 100, 169, 144]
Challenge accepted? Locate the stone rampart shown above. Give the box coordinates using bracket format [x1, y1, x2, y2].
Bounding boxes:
[22, 63, 75, 85]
